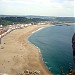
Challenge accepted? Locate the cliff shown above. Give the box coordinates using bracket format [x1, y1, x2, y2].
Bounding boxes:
[72, 33, 75, 63]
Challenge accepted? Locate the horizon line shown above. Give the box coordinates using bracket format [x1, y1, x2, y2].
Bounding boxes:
[0, 15, 74, 17]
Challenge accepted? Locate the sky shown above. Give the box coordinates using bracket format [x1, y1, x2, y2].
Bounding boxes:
[0, 0, 74, 17]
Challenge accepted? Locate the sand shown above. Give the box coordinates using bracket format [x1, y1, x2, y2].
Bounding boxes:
[0, 24, 53, 75]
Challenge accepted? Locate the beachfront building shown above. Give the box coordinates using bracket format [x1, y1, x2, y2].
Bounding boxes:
[9, 25, 13, 29]
[24, 24, 28, 27]
[16, 24, 25, 29]
[0, 25, 3, 35]
[20, 24, 24, 28]
[0, 25, 3, 44]
[31, 22, 37, 25]
[38, 22, 47, 25]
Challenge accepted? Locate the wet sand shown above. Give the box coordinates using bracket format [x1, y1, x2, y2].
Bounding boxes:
[0, 24, 53, 75]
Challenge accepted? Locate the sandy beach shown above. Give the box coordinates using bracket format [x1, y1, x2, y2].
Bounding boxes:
[0, 24, 53, 75]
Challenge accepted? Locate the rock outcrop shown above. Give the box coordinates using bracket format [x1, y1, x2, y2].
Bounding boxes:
[72, 33, 75, 63]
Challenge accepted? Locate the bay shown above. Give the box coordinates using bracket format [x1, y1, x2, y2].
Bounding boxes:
[28, 24, 75, 75]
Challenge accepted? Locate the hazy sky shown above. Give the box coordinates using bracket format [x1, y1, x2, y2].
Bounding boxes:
[0, 0, 74, 17]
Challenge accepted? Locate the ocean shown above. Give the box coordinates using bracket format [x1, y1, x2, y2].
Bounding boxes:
[28, 24, 75, 75]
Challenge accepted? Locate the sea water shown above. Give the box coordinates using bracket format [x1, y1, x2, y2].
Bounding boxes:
[28, 24, 75, 75]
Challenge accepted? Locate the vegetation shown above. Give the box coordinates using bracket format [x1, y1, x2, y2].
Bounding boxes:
[0, 17, 49, 26]
[0, 16, 74, 26]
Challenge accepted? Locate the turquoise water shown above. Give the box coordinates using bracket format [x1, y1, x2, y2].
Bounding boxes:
[28, 24, 75, 75]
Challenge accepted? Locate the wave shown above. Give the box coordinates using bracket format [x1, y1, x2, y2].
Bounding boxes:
[32, 27, 45, 33]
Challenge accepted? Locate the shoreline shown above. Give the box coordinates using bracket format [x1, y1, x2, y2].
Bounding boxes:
[0, 24, 53, 75]
[27, 39, 52, 75]
[17, 24, 53, 75]
[26, 25, 53, 75]
[27, 26, 54, 75]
